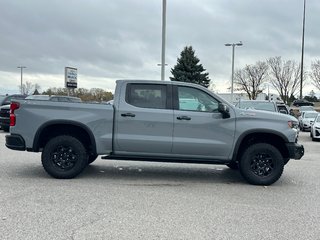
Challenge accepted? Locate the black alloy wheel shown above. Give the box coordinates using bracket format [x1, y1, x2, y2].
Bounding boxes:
[42, 135, 88, 179]
[239, 143, 284, 185]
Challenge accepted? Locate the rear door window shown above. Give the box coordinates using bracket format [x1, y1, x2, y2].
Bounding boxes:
[126, 84, 168, 109]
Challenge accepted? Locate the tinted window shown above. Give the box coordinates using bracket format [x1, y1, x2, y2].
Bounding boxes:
[127, 84, 167, 109]
[177, 86, 218, 112]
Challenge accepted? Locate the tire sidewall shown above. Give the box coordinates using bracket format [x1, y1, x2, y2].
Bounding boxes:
[42, 135, 88, 179]
[239, 143, 284, 185]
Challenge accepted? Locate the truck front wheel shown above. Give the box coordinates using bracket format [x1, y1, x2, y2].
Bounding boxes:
[239, 143, 284, 185]
[41, 135, 88, 179]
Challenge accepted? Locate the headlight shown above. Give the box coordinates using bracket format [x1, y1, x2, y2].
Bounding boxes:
[288, 120, 299, 129]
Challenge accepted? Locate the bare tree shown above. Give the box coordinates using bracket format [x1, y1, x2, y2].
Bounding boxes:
[267, 56, 302, 104]
[310, 59, 320, 90]
[19, 81, 34, 95]
[234, 61, 269, 100]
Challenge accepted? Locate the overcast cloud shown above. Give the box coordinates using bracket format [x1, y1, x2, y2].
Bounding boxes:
[0, 0, 319, 95]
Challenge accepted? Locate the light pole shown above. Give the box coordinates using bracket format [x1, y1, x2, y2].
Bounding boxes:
[263, 82, 271, 101]
[160, 0, 166, 80]
[300, 0, 306, 99]
[225, 41, 243, 103]
[17, 66, 26, 94]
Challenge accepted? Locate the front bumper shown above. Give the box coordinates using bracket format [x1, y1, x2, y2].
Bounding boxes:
[313, 128, 320, 138]
[286, 143, 304, 160]
[5, 134, 26, 151]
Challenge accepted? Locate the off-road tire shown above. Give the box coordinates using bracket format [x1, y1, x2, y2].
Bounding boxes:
[41, 135, 88, 179]
[239, 143, 284, 185]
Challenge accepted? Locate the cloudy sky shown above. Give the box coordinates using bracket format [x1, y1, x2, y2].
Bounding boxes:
[0, 0, 319, 96]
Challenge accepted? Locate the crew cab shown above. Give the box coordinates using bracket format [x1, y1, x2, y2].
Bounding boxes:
[5, 80, 304, 185]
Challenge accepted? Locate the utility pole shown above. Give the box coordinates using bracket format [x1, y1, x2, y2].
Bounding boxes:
[17, 66, 26, 94]
[300, 0, 306, 99]
[225, 41, 243, 103]
[160, 0, 167, 80]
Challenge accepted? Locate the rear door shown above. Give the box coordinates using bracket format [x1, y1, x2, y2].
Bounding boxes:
[172, 85, 236, 160]
[114, 83, 174, 156]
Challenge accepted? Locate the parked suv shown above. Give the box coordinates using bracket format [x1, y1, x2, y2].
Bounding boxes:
[235, 100, 289, 114]
[235, 100, 277, 112]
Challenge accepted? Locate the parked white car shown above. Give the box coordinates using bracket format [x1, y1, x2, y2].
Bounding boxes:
[300, 111, 318, 131]
[310, 113, 320, 141]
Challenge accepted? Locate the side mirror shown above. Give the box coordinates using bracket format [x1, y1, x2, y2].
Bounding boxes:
[218, 103, 230, 119]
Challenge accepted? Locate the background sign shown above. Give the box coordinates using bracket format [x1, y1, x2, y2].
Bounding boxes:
[65, 67, 77, 88]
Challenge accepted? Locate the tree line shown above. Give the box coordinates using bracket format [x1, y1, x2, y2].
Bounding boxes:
[19, 82, 113, 102]
[170, 46, 320, 105]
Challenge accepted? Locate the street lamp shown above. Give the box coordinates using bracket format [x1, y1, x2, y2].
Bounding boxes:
[17, 66, 26, 94]
[225, 41, 243, 103]
[263, 82, 271, 101]
[300, 0, 306, 99]
[160, 0, 167, 81]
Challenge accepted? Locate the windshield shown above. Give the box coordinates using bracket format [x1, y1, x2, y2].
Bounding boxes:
[305, 112, 318, 119]
[300, 106, 314, 111]
[236, 101, 277, 112]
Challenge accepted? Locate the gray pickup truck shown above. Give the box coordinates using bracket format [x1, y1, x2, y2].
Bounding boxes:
[5, 80, 304, 185]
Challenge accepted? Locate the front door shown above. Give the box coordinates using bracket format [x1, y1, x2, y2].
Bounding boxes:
[172, 85, 236, 160]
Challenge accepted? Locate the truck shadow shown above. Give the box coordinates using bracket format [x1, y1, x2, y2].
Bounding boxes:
[79, 160, 245, 185]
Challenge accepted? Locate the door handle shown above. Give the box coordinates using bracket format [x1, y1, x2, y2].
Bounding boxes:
[121, 113, 136, 117]
[177, 116, 191, 120]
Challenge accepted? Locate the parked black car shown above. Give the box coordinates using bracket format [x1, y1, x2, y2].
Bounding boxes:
[0, 94, 27, 131]
[0, 104, 10, 131]
[292, 99, 314, 107]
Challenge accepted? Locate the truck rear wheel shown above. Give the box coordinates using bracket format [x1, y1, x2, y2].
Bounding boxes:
[239, 143, 284, 185]
[41, 135, 88, 179]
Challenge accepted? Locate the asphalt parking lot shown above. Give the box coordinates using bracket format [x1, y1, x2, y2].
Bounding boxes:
[0, 130, 319, 240]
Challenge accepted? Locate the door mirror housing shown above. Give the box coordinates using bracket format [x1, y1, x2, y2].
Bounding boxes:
[218, 103, 230, 119]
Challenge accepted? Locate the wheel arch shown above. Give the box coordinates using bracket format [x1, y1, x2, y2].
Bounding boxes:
[33, 120, 97, 155]
[232, 130, 290, 162]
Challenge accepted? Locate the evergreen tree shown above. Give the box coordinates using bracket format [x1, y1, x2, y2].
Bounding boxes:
[170, 46, 211, 88]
